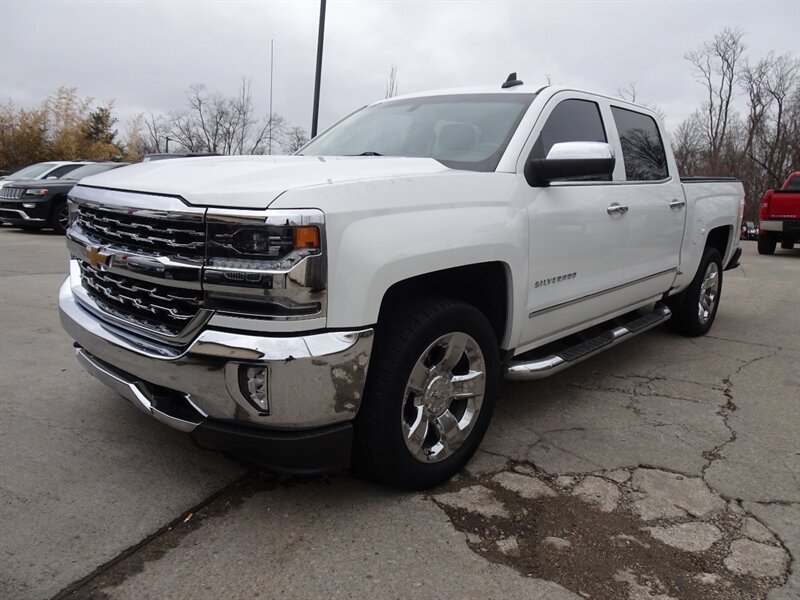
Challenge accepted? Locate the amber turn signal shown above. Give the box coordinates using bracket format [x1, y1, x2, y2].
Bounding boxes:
[294, 226, 320, 249]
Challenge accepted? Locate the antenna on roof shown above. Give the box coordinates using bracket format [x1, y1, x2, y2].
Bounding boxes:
[502, 72, 523, 89]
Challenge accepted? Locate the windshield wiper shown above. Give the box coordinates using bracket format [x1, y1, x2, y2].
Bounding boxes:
[349, 151, 383, 156]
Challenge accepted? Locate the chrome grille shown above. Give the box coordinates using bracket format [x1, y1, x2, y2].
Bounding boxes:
[74, 202, 205, 258]
[0, 187, 23, 200]
[79, 262, 203, 336]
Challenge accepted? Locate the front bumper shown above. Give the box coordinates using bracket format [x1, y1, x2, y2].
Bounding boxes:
[0, 202, 48, 225]
[59, 278, 374, 472]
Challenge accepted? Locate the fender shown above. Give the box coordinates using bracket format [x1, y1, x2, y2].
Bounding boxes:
[275, 172, 529, 347]
[673, 180, 743, 292]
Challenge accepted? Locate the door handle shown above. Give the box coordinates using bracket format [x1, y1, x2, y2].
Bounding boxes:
[670, 199, 686, 210]
[607, 203, 629, 215]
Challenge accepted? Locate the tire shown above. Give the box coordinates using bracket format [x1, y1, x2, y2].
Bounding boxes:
[50, 200, 69, 235]
[667, 247, 723, 337]
[354, 296, 500, 490]
[758, 234, 776, 255]
[781, 240, 794, 250]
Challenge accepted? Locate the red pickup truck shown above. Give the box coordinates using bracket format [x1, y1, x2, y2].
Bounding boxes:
[758, 172, 800, 254]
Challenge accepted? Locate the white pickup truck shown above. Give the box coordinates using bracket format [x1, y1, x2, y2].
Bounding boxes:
[59, 80, 744, 489]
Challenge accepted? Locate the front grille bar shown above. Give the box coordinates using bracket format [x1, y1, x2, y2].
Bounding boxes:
[0, 187, 24, 200]
[67, 188, 208, 344]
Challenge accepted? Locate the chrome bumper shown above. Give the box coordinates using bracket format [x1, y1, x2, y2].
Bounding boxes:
[59, 278, 374, 431]
[759, 220, 782, 232]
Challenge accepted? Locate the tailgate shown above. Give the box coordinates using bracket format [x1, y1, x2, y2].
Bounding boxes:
[767, 191, 800, 219]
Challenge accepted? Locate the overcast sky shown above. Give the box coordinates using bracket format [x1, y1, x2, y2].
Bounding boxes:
[1, 0, 798, 139]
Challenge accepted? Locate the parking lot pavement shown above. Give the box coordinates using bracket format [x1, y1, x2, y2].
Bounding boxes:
[1, 229, 797, 600]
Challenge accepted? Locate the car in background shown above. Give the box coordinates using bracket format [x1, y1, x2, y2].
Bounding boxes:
[0, 162, 129, 234]
[0, 161, 92, 190]
[741, 220, 758, 240]
[758, 172, 800, 254]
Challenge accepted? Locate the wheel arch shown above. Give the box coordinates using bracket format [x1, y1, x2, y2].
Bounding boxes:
[377, 262, 513, 349]
[705, 225, 732, 259]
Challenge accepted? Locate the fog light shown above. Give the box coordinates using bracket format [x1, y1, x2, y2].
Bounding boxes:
[22, 202, 36, 209]
[240, 366, 270, 413]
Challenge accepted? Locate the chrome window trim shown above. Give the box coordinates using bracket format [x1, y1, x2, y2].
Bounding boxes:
[547, 176, 674, 188]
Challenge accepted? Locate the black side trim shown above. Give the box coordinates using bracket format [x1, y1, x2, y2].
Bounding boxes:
[191, 419, 353, 475]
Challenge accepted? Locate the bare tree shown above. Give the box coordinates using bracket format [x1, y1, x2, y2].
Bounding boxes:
[685, 27, 746, 171]
[143, 111, 169, 153]
[283, 126, 309, 154]
[616, 82, 639, 103]
[615, 81, 666, 122]
[385, 65, 399, 99]
[671, 113, 705, 175]
[739, 52, 800, 218]
[159, 80, 290, 155]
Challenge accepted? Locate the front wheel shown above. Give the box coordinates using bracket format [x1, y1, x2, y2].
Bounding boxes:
[667, 247, 723, 337]
[354, 297, 499, 490]
[50, 200, 69, 234]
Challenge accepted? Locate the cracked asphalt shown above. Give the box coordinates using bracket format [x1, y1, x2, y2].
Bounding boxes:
[1, 228, 798, 600]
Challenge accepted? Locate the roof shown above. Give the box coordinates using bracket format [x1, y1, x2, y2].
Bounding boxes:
[369, 83, 660, 121]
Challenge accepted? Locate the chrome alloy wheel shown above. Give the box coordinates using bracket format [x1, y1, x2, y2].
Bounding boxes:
[401, 332, 486, 463]
[698, 261, 719, 324]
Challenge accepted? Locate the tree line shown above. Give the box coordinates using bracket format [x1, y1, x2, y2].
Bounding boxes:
[0, 78, 309, 170]
[1, 29, 797, 222]
[669, 28, 799, 221]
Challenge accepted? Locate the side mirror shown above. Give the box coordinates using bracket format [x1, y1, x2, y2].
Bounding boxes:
[525, 141, 615, 186]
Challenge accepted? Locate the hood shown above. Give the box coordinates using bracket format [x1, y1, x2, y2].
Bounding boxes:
[77, 155, 451, 209]
[1, 178, 68, 189]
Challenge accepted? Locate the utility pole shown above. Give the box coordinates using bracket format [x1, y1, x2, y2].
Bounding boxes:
[311, 0, 326, 138]
[268, 38, 274, 155]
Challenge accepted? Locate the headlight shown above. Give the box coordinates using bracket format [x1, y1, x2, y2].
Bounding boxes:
[24, 188, 48, 196]
[207, 223, 320, 268]
[203, 210, 326, 318]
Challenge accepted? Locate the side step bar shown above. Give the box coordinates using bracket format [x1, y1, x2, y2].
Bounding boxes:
[504, 303, 672, 381]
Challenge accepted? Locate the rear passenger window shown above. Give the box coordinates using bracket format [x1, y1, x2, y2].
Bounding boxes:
[611, 107, 669, 181]
[531, 99, 606, 159]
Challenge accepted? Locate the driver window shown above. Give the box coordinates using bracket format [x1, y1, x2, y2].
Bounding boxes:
[531, 99, 606, 159]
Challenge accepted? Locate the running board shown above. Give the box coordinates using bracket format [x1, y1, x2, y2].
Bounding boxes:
[504, 303, 672, 381]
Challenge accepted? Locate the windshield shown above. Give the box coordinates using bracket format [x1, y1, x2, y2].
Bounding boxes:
[7, 162, 59, 180]
[301, 93, 536, 172]
[64, 163, 124, 180]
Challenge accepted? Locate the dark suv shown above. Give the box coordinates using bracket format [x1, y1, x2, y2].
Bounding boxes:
[0, 162, 129, 233]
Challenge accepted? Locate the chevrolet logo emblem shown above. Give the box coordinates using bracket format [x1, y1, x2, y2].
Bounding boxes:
[84, 246, 111, 270]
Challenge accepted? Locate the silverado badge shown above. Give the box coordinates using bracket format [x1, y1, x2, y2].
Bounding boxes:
[84, 246, 111, 270]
